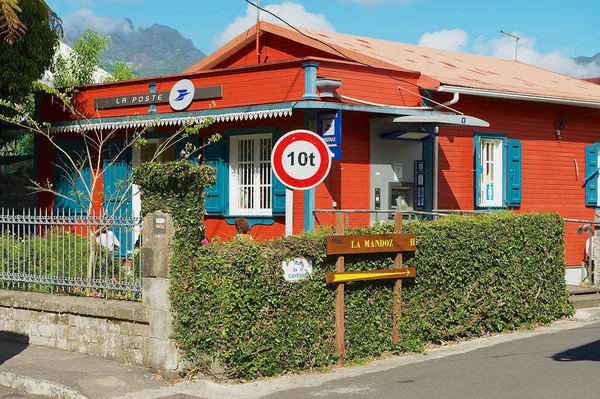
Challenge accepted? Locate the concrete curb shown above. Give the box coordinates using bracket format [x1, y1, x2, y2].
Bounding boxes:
[573, 307, 600, 321]
[0, 371, 88, 399]
[119, 316, 600, 399]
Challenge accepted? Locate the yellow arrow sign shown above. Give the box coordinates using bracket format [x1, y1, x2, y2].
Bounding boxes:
[326, 268, 416, 284]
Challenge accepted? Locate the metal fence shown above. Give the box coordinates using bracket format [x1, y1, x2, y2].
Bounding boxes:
[0, 208, 142, 300]
[314, 209, 443, 227]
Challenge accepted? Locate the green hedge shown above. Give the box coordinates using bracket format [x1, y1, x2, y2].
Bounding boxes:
[170, 212, 572, 380]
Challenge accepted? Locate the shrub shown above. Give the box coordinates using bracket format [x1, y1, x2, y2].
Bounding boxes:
[170, 211, 573, 380]
[0, 227, 138, 298]
[132, 160, 216, 244]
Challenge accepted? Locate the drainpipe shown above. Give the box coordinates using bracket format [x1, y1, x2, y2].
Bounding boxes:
[302, 62, 320, 100]
[434, 92, 460, 110]
[433, 126, 439, 215]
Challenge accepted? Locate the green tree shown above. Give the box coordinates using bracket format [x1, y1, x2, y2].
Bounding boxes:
[53, 27, 109, 88]
[0, 0, 60, 153]
[104, 60, 137, 82]
[53, 28, 139, 88]
[0, 0, 59, 105]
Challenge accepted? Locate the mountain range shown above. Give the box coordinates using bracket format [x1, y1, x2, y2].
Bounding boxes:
[575, 53, 600, 66]
[63, 20, 205, 78]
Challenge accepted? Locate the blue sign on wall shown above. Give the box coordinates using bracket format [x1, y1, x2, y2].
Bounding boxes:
[415, 160, 425, 209]
[317, 110, 342, 160]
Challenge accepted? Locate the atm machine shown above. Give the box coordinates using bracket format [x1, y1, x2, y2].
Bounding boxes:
[388, 182, 414, 219]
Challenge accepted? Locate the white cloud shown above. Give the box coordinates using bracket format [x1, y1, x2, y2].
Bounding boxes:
[477, 32, 600, 79]
[418, 29, 469, 52]
[213, 2, 335, 48]
[418, 29, 600, 78]
[62, 8, 135, 41]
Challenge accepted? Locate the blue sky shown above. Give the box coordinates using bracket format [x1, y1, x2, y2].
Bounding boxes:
[48, 0, 600, 77]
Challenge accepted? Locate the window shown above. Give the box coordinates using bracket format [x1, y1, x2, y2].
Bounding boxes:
[203, 129, 285, 217]
[140, 138, 176, 163]
[478, 138, 504, 207]
[229, 134, 273, 216]
[474, 134, 522, 208]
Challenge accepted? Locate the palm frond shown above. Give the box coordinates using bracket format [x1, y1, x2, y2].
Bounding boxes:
[0, 0, 27, 45]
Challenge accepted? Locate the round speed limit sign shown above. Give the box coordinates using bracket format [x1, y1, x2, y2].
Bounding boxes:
[271, 129, 332, 190]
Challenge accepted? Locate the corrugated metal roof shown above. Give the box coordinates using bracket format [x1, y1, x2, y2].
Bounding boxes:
[282, 24, 600, 102]
[192, 22, 600, 103]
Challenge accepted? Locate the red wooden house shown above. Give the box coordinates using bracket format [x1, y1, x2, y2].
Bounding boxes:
[37, 22, 600, 277]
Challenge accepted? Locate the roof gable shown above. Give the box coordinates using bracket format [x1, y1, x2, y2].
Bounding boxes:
[186, 22, 415, 74]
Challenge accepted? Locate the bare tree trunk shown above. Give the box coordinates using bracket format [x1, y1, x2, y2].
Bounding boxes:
[86, 205, 97, 295]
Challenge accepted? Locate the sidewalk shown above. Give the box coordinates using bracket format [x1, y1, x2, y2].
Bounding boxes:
[2, 307, 600, 399]
[0, 340, 167, 399]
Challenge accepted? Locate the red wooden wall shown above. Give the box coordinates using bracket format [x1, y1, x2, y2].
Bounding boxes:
[435, 94, 598, 265]
[316, 62, 422, 107]
[314, 112, 371, 228]
[213, 34, 339, 69]
[200, 111, 372, 240]
[38, 62, 306, 122]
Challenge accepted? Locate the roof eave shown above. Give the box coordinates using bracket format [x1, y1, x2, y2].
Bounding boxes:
[185, 24, 262, 72]
[438, 85, 600, 109]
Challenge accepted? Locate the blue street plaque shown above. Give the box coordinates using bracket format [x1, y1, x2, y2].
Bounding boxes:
[317, 110, 342, 160]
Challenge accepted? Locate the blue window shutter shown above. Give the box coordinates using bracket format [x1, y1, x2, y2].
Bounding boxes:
[102, 140, 132, 257]
[203, 136, 226, 215]
[474, 136, 482, 207]
[103, 140, 132, 218]
[272, 131, 286, 215]
[585, 145, 598, 207]
[176, 134, 200, 165]
[506, 139, 522, 206]
[54, 139, 92, 214]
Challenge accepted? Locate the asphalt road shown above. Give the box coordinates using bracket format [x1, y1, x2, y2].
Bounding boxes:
[265, 321, 600, 399]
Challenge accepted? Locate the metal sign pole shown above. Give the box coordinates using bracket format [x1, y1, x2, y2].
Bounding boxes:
[335, 212, 345, 365]
[285, 188, 293, 236]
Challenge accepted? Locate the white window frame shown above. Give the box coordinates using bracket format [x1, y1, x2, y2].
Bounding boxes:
[229, 133, 273, 216]
[478, 137, 504, 207]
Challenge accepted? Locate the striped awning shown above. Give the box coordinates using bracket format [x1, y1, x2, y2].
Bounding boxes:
[49, 107, 294, 133]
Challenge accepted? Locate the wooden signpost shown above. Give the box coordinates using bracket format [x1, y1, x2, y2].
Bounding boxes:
[325, 212, 416, 365]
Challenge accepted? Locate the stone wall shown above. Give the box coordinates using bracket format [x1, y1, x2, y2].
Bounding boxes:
[0, 291, 148, 365]
[0, 212, 180, 372]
